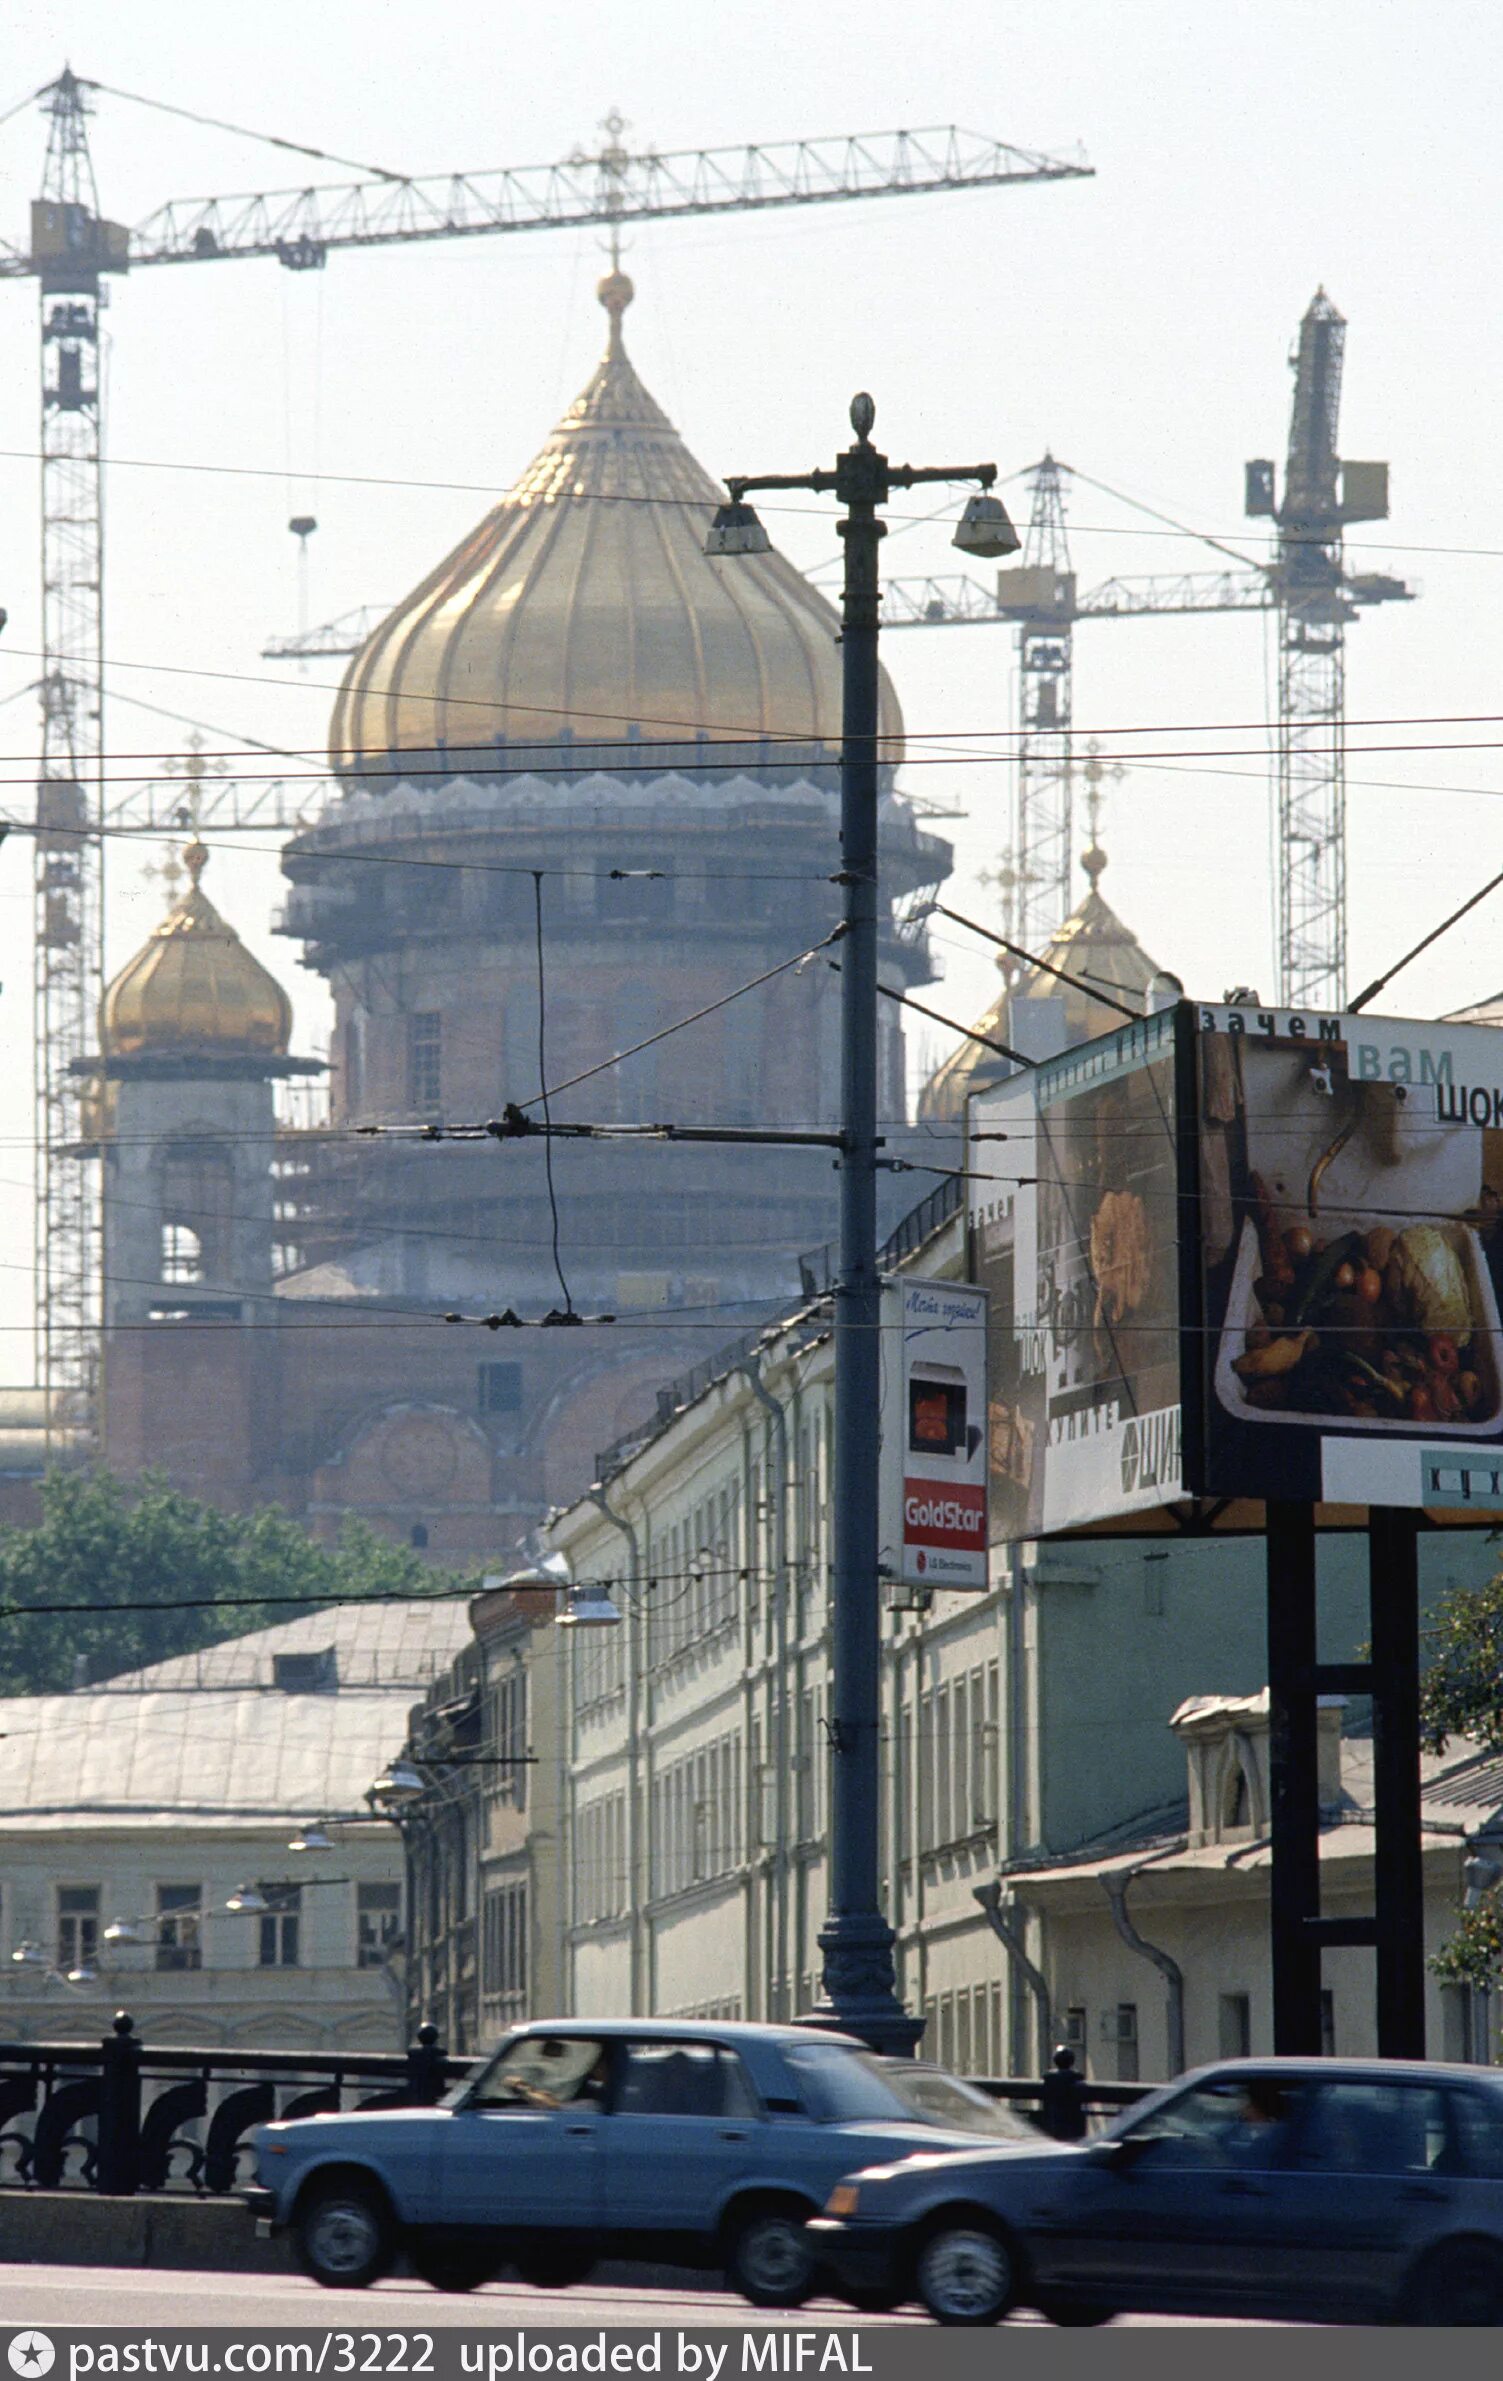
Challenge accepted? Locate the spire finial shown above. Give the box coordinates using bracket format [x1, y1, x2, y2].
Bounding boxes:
[184, 839, 209, 889]
[597, 252, 634, 355]
[1080, 737, 1123, 890]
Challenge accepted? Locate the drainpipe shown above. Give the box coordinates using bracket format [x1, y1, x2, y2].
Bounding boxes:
[1102, 1864, 1185, 2075]
[584, 1483, 643, 2013]
[974, 1878, 1051, 2067]
[740, 1358, 792, 2022]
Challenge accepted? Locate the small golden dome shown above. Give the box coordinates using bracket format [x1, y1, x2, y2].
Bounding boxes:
[920, 845, 1162, 1123]
[102, 842, 293, 1058]
[330, 274, 902, 771]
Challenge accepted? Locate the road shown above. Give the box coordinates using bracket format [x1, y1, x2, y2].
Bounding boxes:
[0, 2267, 1284, 2327]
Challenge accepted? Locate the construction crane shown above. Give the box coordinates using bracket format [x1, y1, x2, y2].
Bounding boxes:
[882, 296, 1411, 1004]
[2, 70, 1091, 1447]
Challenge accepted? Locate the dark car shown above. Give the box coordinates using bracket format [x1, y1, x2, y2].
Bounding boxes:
[809, 2056, 1503, 2325]
[248, 2019, 1033, 2303]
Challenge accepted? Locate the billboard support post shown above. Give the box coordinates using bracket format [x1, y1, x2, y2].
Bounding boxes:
[1267, 1501, 1324, 2054]
[1370, 1506, 1426, 2056]
[1267, 1500, 1427, 2059]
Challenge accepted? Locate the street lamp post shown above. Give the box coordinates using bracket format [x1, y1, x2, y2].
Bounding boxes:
[708, 398, 1015, 2052]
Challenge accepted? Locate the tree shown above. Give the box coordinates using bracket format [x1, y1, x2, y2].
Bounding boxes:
[0, 1469, 475, 1696]
[1421, 1560, 1503, 1992]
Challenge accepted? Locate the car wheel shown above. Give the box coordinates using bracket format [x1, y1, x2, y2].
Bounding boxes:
[1406, 2238, 1503, 2325]
[726, 2206, 820, 2308]
[511, 2243, 597, 2290]
[915, 2221, 1016, 2327]
[1038, 2299, 1113, 2327]
[293, 2181, 394, 2290]
[410, 2242, 503, 2294]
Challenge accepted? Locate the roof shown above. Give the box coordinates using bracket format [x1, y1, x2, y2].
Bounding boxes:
[920, 847, 1163, 1123]
[1005, 1720, 1496, 1896]
[101, 841, 293, 1060]
[328, 272, 902, 775]
[0, 1599, 473, 1833]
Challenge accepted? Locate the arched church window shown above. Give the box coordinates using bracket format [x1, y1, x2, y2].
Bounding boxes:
[159, 1138, 234, 1279]
[161, 1222, 204, 1285]
[1223, 1761, 1251, 1832]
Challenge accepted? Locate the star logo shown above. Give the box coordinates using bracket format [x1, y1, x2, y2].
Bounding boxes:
[9, 2336, 54, 2378]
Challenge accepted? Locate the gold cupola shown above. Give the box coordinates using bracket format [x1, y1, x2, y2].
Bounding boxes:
[101, 841, 293, 1059]
[329, 269, 903, 773]
[920, 842, 1162, 1123]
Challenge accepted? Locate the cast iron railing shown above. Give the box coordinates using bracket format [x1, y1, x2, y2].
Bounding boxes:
[0, 2014, 466, 2196]
[0, 2018, 1148, 2196]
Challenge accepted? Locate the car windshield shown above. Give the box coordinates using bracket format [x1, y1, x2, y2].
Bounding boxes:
[780, 2042, 933, 2124]
[879, 2063, 1038, 2140]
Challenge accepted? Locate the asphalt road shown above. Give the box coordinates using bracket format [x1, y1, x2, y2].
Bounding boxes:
[0, 2267, 1284, 2328]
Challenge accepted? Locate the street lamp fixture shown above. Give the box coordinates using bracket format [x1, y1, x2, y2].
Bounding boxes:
[709, 392, 998, 2055]
[102, 1918, 150, 1947]
[369, 1759, 427, 1808]
[224, 1884, 269, 1915]
[289, 1822, 334, 1853]
[952, 491, 1021, 558]
[556, 1583, 622, 1628]
[9, 1942, 46, 1969]
[704, 500, 772, 557]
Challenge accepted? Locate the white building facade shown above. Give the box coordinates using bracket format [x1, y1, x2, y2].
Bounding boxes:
[0, 1602, 472, 2048]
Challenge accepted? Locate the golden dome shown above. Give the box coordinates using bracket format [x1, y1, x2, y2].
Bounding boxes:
[102, 842, 293, 1058]
[921, 845, 1162, 1122]
[330, 271, 903, 771]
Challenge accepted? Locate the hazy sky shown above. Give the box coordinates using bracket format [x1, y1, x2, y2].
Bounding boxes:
[0, 0, 1497, 1358]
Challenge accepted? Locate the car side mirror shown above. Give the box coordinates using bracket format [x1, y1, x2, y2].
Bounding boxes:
[1098, 2134, 1146, 2171]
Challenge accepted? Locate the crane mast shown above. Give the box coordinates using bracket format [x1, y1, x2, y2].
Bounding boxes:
[32, 71, 126, 1448]
[11, 74, 1091, 1444]
[1246, 289, 1404, 1013]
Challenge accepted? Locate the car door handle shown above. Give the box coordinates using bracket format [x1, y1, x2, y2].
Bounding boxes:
[719, 2128, 748, 2142]
[1219, 2178, 1269, 2196]
[566, 2123, 595, 2137]
[1399, 2183, 1448, 2202]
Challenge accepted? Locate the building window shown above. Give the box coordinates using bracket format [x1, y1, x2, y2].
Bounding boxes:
[410, 1524, 429, 1549]
[408, 1012, 443, 1112]
[483, 1880, 528, 2017]
[258, 1884, 301, 1968]
[1108, 2001, 1139, 2084]
[357, 1883, 402, 1970]
[478, 1362, 522, 1417]
[1219, 1991, 1252, 2058]
[155, 1884, 202, 1972]
[1062, 2006, 1087, 2072]
[57, 1886, 99, 1972]
[161, 1222, 204, 1284]
[492, 1669, 528, 1810]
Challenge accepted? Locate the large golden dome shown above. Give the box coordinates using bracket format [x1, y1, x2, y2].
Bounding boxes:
[102, 842, 293, 1058]
[330, 272, 902, 772]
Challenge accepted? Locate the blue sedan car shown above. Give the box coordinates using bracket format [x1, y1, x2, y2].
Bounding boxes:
[810, 2057, 1503, 2325]
[247, 2019, 1032, 2303]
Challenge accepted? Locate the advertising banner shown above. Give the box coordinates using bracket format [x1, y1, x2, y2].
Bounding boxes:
[1192, 1002, 1503, 1513]
[971, 1009, 1184, 1539]
[880, 1275, 989, 1589]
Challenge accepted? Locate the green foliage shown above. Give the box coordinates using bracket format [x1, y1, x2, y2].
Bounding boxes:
[0, 1469, 475, 1696]
[1419, 1553, 1503, 1757]
[1422, 1549, 1503, 1989]
[1433, 1896, 1503, 1993]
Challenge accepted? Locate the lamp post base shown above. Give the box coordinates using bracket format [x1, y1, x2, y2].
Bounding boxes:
[797, 1912, 926, 2057]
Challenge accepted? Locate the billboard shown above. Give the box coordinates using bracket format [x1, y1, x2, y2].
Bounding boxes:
[880, 1276, 989, 1590]
[1191, 1004, 1503, 1513]
[971, 1009, 1184, 1537]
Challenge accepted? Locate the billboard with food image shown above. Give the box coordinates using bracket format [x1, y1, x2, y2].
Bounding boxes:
[1193, 1006, 1503, 1510]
